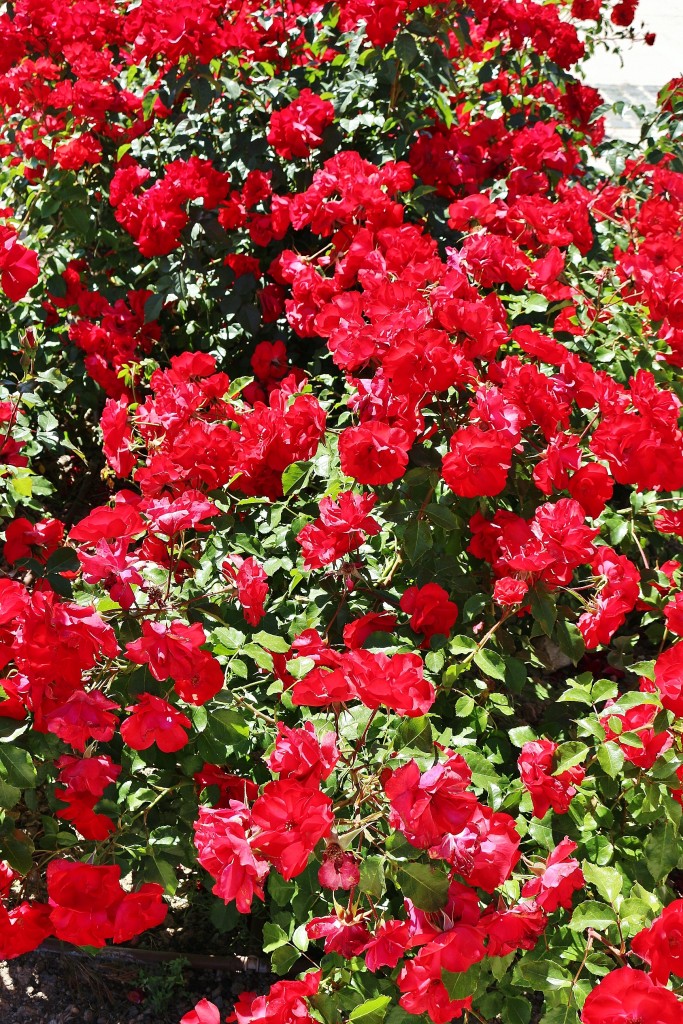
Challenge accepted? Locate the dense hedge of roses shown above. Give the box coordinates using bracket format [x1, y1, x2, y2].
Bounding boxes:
[1, 0, 683, 1022]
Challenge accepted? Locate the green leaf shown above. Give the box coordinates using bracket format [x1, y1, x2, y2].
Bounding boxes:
[425, 503, 460, 531]
[619, 730, 644, 749]
[529, 587, 557, 636]
[268, 872, 295, 907]
[271, 944, 300, 975]
[45, 547, 79, 575]
[554, 618, 585, 664]
[610, 692, 660, 713]
[460, 748, 501, 788]
[395, 715, 432, 752]
[582, 863, 622, 903]
[349, 997, 391, 1024]
[540, 1010, 579, 1024]
[455, 696, 475, 717]
[442, 964, 479, 1000]
[597, 741, 625, 778]
[506, 997, 532, 1024]
[591, 678, 619, 703]
[0, 746, 37, 789]
[285, 656, 315, 680]
[524, 293, 549, 312]
[144, 292, 165, 323]
[310, 994, 341, 1024]
[568, 901, 618, 931]
[619, 898, 654, 936]
[509, 726, 537, 747]
[263, 922, 289, 952]
[645, 820, 680, 882]
[402, 519, 432, 563]
[149, 856, 178, 895]
[10, 474, 32, 499]
[0, 830, 34, 874]
[473, 647, 506, 681]
[553, 741, 588, 774]
[449, 635, 478, 655]
[242, 643, 275, 671]
[628, 660, 656, 681]
[0, 780, 21, 808]
[282, 461, 311, 495]
[211, 626, 246, 650]
[359, 855, 385, 898]
[394, 33, 418, 66]
[252, 631, 290, 653]
[397, 863, 449, 911]
[514, 953, 572, 992]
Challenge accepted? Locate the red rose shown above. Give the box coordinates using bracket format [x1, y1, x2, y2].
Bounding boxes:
[400, 583, 458, 646]
[581, 967, 682, 1024]
[267, 90, 334, 160]
[442, 426, 512, 498]
[181, 1000, 221, 1024]
[229, 972, 321, 1024]
[384, 754, 477, 848]
[521, 837, 584, 913]
[339, 421, 411, 485]
[632, 899, 683, 984]
[4, 517, 64, 565]
[251, 779, 334, 880]
[120, 693, 191, 753]
[655, 644, 683, 717]
[518, 739, 585, 818]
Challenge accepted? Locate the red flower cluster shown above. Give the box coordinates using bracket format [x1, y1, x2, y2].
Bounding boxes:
[0, 223, 39, 301]
[268, 90, 334, 160]
[110, 157, 230, 257]
[518, 740, 585, 818]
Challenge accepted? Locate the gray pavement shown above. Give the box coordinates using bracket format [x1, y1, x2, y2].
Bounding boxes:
[583, 0, 682, 141]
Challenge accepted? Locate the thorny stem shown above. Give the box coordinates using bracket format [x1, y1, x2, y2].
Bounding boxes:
[350, 708, 378, 766]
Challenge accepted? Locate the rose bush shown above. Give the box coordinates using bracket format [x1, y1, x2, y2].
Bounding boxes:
[1, 0, 683, 1022]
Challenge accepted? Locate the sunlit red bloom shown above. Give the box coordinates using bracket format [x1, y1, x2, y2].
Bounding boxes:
[0, 902, 52, 960]
[3, 518, 64, 565]
[306, 910, 370, 956]
[480, 903, 547, 956]
[442, 426, 513, 498]
[297, 491, 381, 570]
[632, 899, 683, 984]
[600, 699, 671, 769]
[518, 739, 585, 818]
[229, 973, 321, 1024]
[384, 754, 477, 848]
[581, 966, 682, 1024]
[266, 721, 339, 785]
[120, 694, 191, 753]
[44, 691, 120, 752]
[364, 919, 413, 971]
[397, 949, 472, 1024]
[664, 593, 683, 636]
[0, 226, 39, 301]
[267, 91, 334, 160]
[251, 780, 334, 880]
[181, 999, 221, 1024]
[223, 556, 269, 627]
[520, 838, 584, 913]
[339, 422, 411, 485]
[342, 611, 397, 649]
[654, 644, 683, 717]
[400, 583, 458, 646]
[47, 861, 166, 948]
[194, 804, 269, 914]
[317, 845, 360, 891]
